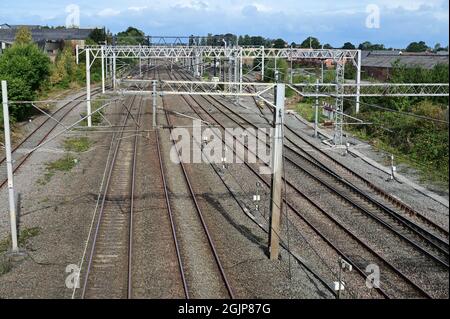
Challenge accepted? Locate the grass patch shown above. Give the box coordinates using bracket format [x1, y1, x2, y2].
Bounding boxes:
[37, 155, 78, 185]
[0, 227, 41, 276]
[64, 137, 91, 153]
[46, 155, 77, 172]
[295, 102, 326, 123]
[0, 227, 41, 254]
[0, 258, 12, 275]
[80, 98, 105, 126]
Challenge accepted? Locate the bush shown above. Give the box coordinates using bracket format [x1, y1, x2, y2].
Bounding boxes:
[0, 44, 51, 92]
[353, 100, 449, 183]
[0, 43, 51, 120]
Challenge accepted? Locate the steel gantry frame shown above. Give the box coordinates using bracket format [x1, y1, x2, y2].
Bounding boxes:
[78, 44, 449, 144]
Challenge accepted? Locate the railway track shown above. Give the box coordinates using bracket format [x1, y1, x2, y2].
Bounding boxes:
[157, 69, 235, 299]
[247, 76, 449, 239]
[81, 95, 141, 299]
[171, 67, 448, 298]
[0, 88, 101, 189]
[179, 68, 450, 251]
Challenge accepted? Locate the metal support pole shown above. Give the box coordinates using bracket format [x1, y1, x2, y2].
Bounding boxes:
[105, 53, 109, 85]
[356, 50, 362, 113]
[239, 49, 243, 104]
[269, 83, 285, 261]
[76, 45, 79, 65]
[234, 52, 238, 103]
[239, 48, 243, 86]
[101, 46, 105, 94]
[261, 46, 265, 81]
[112, 51, 117, 91]
[152, 80, 157, 128]
[139, 57, 142, 78]
[321, 61, 324, 83]
[86, 48, 92, 127]
[1, 81, 18, 253]
[275, 58, 278, 81]
[314, 79, 319, 138]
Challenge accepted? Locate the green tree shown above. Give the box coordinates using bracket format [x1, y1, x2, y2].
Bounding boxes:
[342, 42, 356, 49]
[0, 44, 50, 92]
[358, 41, 385, 50]
[406, 41, 429, 52]
[300, 37, 321, 49]
[89, 28, 107, 44]
[116, 27, 146, 45]
[272, 38, 286, 48]
[0, 43, 51, 119]
[15, 26, 32, 45]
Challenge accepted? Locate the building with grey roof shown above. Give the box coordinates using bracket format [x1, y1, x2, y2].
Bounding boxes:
[361, 50, 449, 80]
[0, 24, 97, 61]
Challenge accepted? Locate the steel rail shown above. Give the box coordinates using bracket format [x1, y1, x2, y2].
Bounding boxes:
[173, 68, 435, 298]
[183, 69, 450, 256]
[158, 69, 235, 299]
[192, 80, 450, 266]
[155, 130, 190, 298]
[168, 68, 390, 299]
[242, 74, 450, 238]
[128, 97, 144, 298]
[81, 95, 137, 299]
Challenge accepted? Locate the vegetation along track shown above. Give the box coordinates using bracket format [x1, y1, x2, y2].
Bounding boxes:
[173, 67, 448, 298]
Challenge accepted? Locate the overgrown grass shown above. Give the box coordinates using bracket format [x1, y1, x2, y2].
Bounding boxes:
[37, 155, 78, 185]
[0, 258, 12, 275]
[80, 98, 105, 126]
[348, 102, 449, 188]
[0, 227, 40, 253]
[294, 102, 327, 123]
[350, 128, 449, 187]
[0, 227, 41, 275]
[64, 137, 91, 153]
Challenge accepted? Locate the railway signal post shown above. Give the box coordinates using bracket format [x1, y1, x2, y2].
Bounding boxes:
[1, 80, 19, 253]
[269, 83, 285, 260]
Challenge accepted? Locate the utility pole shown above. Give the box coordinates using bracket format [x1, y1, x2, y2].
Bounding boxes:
[314, 79, 319, 138]
[269, 83, 285, 261]
[112, 51, 117, 91]
[355, 50, 362, 113]
[86, 48, 92, 127]
[2, 81, 19, 253]
[261, 46, 265, 81]
[152, 80, 157, 128]
[101, 46, 105, 94]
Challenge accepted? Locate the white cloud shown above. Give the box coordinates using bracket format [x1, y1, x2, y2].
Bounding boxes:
[128, 6, 148, 12]
[97, 8, 121, 17]
[174, 0, 209, 10]
[375, 0, 446, 11]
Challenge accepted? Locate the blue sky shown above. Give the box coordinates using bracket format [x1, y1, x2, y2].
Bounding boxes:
[1, 0, 448, 48]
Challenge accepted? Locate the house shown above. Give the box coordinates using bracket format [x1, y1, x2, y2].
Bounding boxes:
[361, 50, 449, 81]
[0, 24, 97, 61]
